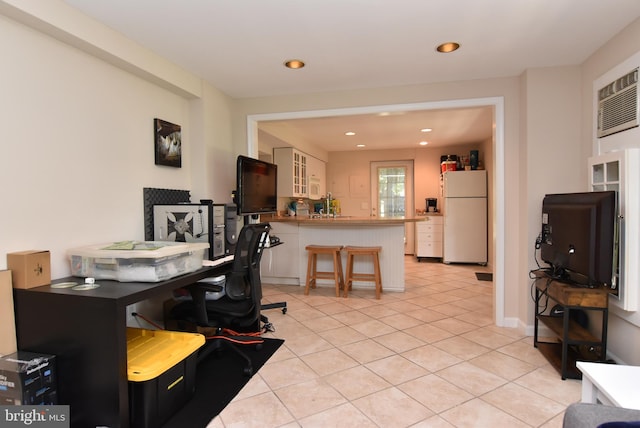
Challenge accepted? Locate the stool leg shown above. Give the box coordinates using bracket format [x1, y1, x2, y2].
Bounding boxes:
[349, 254, 356, 291]
[374, 252, 382, 299]
[332, 250, 341, 297]
[305, 252, 314, 295]
[311, 253, 318, 289]
[337, 251, 345, 295]
[344, 253, 353, 298]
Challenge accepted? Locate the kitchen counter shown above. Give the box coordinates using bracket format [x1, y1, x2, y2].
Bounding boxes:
[265, 215, 426, 225]
[260, 215, 418, 292]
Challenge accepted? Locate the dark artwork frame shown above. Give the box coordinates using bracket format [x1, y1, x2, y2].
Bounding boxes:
[154, 118, 182, 168]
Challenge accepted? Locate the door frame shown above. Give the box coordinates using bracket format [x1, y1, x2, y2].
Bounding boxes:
[246, 97, 506, 326]
[370, 160, 415, 254]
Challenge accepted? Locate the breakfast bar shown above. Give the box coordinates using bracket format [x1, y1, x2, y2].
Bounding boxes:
[260, 216, 424, 293]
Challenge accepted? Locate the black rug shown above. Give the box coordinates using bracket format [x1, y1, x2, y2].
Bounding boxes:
[475, 272, 493, 281]
[163, 337, 284, 428]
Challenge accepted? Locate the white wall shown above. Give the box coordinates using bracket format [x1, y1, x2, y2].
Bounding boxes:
[330, 143, 484, 215]
[189, 83, 237, 201]
[581, 18, 640, 365]
[521, 66, 584, 331]
[0, 10, 234, 281]
[326, 144, 489, 263]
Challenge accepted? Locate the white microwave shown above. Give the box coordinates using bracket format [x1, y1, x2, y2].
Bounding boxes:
[308, 176, 321, 199]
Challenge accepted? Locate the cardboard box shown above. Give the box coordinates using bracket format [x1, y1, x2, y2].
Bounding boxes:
[0, 271, 17, 355]
[7, 250, 51, 289]
[0, 351, 57, 405]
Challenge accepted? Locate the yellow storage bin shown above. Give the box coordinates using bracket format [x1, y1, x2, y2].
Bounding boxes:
[126, 328, 205, 428]
[127, 328, 204, 381]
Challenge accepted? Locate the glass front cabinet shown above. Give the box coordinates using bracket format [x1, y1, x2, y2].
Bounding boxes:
[274, 147, 308, 198]
[589, 149, 640, 311]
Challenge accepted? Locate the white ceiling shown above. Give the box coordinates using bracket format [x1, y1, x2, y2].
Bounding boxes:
[62, 0, 640, 151]
[258, 106, 495, 152]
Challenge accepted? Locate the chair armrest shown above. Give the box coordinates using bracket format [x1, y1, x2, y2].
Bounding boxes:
[186, 282, 223, 326]
[564, 403, 640, 428]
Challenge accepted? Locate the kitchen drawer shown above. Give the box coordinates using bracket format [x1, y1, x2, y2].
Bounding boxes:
[416, 224, 443, 236]
[415, 218, 443, 259]
[420, 216, 443, 225]
[418, 232, 440, 242]
[416, 240, 443, 258]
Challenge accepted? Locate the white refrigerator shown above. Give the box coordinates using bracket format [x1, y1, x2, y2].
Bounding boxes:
[442, 170, 487, 264]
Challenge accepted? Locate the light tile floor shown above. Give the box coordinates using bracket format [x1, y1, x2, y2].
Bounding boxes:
[207, 257, 581, 428]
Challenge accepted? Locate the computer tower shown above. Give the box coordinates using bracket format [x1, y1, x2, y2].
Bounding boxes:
[224, 204, 239, 255]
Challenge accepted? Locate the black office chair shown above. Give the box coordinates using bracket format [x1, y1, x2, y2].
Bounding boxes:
[170, 222, 273, 375]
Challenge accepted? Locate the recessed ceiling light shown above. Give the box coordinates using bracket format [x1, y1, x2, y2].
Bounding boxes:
[284, 59, 305, 69]
[436, 42, 460, 53]
[356, 144, 365, 148]
[345, 131, 356, 136]
[420, 128, 432, 133]
[377, 111, 405, 117]
[419, 141, 428, 146]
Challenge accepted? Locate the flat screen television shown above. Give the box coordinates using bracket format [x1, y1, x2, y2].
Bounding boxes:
[540, 190, 617, 288]
[235, 155, 278, 216]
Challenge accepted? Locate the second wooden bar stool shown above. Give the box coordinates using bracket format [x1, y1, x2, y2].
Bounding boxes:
[344, 246, 382, 299]
[304, 245, 345, 297]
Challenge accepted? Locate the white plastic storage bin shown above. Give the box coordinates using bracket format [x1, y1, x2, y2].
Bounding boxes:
[68, 241, 209, 282]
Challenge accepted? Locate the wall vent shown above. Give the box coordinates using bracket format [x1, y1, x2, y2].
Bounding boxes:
[597, 67, 639, 138]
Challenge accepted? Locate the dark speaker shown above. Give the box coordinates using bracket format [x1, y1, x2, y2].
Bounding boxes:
[225, 204, 239, 255]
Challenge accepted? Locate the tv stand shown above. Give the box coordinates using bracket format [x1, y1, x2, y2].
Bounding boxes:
[556, 268, 598, 289]
[533, 271, 610, 379]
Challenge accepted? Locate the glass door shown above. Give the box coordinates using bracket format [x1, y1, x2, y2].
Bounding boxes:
[370, 160, 414, 254]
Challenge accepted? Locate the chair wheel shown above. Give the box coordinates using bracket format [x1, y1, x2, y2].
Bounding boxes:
[263, 322, 275, 333]
[282, 308, 287, 314]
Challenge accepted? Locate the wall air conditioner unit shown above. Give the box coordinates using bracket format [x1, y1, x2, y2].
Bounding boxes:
[595, 50, 640, 154]
[597, 67, 639, 138]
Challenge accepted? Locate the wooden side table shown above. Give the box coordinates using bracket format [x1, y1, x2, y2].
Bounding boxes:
[533, 274, 610, 379]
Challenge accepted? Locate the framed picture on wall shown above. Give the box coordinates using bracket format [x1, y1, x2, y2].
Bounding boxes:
[154, 118, 182, 168]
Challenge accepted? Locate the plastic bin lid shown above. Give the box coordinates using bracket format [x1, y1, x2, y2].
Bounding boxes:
[68, 241, 210, 259]
[197, 275, 226, 285]
[126, 328, 205, 382]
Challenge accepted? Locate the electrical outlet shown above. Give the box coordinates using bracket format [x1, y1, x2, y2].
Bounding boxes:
[126, 304, 137, 326]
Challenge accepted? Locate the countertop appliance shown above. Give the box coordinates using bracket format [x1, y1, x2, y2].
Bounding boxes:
[442, 170, 487, 264]
[292, 199, 310, 217]
[426, 198, 438, 212]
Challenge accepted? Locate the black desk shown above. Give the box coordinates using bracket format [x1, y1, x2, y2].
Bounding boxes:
[13, 265, 230, 428]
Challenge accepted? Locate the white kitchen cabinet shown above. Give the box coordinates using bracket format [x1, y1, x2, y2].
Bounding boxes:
[274, 147, 307, 197]
[261, 222, 300, 285]
[415, 216, 443, 260]
[588, 149, 640, 311]
[307, 155, 326, 199]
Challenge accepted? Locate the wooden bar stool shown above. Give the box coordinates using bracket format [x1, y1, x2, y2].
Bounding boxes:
[304, 245, 345, 297]
[344, 246, 382, 299]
